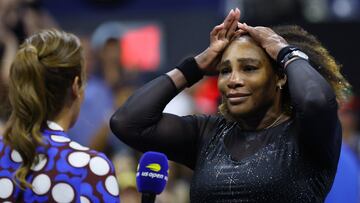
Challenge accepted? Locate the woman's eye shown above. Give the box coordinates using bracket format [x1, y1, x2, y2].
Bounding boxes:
[220, 67, 231, 75]
[243, 65, 258, 72]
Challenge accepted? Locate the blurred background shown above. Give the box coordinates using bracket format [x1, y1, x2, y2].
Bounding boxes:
[0, 0, 360, 202]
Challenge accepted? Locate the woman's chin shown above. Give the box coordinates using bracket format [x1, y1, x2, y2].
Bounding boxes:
[227, 104, 254, 119]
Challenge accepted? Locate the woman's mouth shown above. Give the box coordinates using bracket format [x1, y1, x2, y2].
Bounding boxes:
[227, 92, 251, 104]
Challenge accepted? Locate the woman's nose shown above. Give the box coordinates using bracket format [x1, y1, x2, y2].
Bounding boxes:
[227, 72, 244, 89]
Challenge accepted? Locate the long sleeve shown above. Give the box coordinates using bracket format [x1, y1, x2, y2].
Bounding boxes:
[286, 59, 341, 166]
[110, 74, 201, 169]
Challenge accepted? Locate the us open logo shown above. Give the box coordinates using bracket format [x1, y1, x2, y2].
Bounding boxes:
[136, 163, 168, 181]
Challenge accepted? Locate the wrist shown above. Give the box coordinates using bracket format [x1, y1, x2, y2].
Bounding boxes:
[176, 57, 204, 87]
[166, 69, 187, 90]
[195, 48, 218, 70]
[276, 45, 299, 67]
[284, 57, 301, 69]
[277, 46, 309, 69]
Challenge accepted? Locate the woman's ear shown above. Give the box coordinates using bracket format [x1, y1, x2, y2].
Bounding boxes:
[72, 76, 81, 98]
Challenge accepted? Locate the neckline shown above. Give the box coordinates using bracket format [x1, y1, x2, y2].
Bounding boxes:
[234, 116, 291, 132]
[46, 121, 64, 131]
[43, 121, 68, 137]
[221, 119, 293, 163]
[42, 129, 69, 137]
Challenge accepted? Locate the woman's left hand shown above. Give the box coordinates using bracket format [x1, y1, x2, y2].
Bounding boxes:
[195, 8, 241, 75]
[237, 23, 289, 60]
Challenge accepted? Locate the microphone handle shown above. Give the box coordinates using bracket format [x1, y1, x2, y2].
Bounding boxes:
[142, 193, 156, 203]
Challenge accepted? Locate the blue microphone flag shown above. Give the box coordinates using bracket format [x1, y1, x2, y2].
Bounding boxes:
[136, 151, 169, 194]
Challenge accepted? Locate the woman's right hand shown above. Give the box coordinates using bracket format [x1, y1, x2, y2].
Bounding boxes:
[237, 24, 288, 61]
[195, 8, 240, 75]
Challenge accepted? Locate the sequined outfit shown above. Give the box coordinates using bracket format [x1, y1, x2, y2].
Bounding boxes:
[111, 58, 341, 202]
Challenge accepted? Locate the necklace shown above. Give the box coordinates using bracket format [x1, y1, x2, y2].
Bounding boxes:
[264, 113, 285, 129]
[235, 113, 286, 130]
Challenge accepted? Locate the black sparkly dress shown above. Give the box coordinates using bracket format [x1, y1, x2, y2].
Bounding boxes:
[110, 58, 341, 202]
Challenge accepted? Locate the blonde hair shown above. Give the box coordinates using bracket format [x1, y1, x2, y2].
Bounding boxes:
[3, 29, 85, 189]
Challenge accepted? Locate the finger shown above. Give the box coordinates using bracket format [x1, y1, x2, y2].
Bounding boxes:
[223, 9, 235, 30]
[211, 24, 224, 35]
[218, 29, 227, 40]
[226, 20, 239, 39]
[239, 23, 261, 40]
[234, 8, 241, 21]
[231, 29, 248, 41]
[223, 9, 234, 23]
[234, 29, 248, 36]
[237, 22, 250, 31]
[225, 8, 241, 39]
[210, 24, 224, 41]
[238, 29, 248, 35]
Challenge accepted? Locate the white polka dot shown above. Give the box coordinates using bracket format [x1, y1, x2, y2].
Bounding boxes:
[69, 142, 89, 151]
[52, 183, 74, 203]
[68, 152, 90, 168]
[31, 154, 47, 171]
[32, 174, 51, 195]
[0, 178, 14, 199]
[105, 175, 119, 196]
[11, 150, 22, 163]
[89, 156, 110, 176]
[50, 135, 70, 143]
[80, 196, 90, 203]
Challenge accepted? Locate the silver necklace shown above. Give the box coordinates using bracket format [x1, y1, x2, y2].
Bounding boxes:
[264, 113, 285, 129]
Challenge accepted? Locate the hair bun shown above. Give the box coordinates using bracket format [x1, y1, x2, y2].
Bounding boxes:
[23, 44, 38, 56]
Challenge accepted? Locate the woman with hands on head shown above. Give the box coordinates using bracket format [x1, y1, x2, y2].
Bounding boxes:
[111, 8, 350, 202]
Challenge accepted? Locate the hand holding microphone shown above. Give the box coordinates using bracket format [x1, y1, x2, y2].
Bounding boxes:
[136, 151, 169, 203]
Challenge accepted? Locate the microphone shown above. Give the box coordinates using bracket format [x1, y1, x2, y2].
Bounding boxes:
[136, 151, 169, 203]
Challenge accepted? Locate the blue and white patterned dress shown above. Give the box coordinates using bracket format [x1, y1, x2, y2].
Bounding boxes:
[0, 122, 120, 202]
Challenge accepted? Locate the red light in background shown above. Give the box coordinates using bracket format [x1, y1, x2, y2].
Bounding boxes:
[120, 25, 161, 71]
[194, 77, 220, 114]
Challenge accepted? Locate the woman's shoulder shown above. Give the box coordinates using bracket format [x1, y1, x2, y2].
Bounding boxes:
[183, 113, 225, 126]
[41, 132, 115, 171]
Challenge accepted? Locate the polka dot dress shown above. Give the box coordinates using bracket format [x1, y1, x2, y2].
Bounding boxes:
[0, 128, 120, 202]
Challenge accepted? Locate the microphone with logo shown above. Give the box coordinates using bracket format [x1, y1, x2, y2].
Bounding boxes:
[136, 151, 169, 203]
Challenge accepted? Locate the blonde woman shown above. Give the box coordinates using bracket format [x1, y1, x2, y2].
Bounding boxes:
[0, 29, 119, 202]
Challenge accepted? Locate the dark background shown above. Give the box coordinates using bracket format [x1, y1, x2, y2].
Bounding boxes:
[42, 0, 360, 93]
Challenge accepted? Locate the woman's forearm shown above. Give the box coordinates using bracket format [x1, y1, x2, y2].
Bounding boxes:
[166, 69, 187, 90]
[286, 59, 337, 118]
[110, 75, 179, 138]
